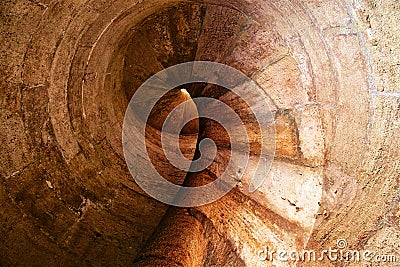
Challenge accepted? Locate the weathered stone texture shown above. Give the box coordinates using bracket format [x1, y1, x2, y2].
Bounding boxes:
[1, 0, 400, 266]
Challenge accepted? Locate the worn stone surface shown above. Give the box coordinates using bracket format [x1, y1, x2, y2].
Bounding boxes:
[1, 0, 400, 266]
[356, 0, 400, 93]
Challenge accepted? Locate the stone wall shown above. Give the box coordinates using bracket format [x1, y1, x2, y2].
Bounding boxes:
[1, 0, 399, 266]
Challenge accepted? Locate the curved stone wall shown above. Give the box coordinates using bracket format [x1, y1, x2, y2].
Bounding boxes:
[1, 0, 399, 266]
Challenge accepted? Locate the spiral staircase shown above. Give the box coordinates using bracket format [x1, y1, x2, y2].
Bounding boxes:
[1, 0, 400, 266]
